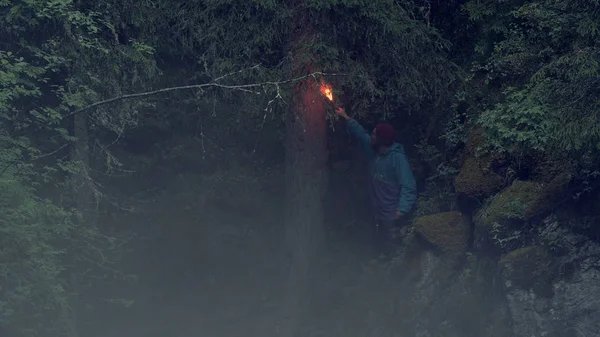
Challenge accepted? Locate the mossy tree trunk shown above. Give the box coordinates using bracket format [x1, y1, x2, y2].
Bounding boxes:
[280, 7, 328, 336]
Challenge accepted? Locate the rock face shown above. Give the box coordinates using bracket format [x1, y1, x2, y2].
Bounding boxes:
[409, 212, 600, 337]
[400, 127, 590, 337]
[502, 216, 600, 337]
[403, 212, 512, 336]
[499, 246, 556, 297]
[393, 243, 512, 337]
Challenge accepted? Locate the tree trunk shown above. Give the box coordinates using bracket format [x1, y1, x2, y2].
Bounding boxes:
[73, 113, 94, 215]
[280, 11, 329, 336]
[64, 112, 93, 337]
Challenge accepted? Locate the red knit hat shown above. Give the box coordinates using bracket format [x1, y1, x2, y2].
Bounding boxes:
[374, 123, 396, 146]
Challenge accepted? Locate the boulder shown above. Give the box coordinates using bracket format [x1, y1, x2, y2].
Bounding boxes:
[499, 246, 556, 296]
[474, 178, 570, 252]
[414, 211, 471, 258]
[454, 127, 506, 202]
[455, 156, 504, 200]
[478, 181, 544, 226]
[464, 127, 487, 156]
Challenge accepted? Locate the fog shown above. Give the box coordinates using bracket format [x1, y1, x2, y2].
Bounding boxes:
[73, 129, 506, 337]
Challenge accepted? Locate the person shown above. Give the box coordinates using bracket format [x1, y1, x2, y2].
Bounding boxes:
[336, 106, 417, 257]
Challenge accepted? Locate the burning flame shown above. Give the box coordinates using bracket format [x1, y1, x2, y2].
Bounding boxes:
[319, 80, 334, 102]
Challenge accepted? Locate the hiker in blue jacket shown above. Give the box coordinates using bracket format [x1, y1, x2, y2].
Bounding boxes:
[337, 107, 417, 257]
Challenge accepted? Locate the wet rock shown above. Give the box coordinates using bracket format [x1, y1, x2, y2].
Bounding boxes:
[414, 211, 470, 259]
[499, 246, 556, 297]
[398, 250, 513, 337]
[504, 216, 600, 337]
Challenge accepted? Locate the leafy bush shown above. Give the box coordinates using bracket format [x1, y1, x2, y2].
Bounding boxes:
[464, 0, 600, 156]
[414, 140, 460, 217]
[0, 173, 76, 336]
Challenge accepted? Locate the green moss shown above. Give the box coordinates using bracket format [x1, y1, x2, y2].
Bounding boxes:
[414, 211, 471, 258]
[524, 171, 572, 219]
[455, 156, 504, 199]
[499, 246, 556, 296]
[477, 176, 570, 231]
[477, 180, 545, 230]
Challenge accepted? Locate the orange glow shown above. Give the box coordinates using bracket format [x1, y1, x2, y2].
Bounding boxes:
[319, 80, 334, 102]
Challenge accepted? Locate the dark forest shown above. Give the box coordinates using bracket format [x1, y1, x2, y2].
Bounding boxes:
[1, 1, 600, 336]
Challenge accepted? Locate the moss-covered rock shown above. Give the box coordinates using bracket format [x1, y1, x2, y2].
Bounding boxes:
[499, 246, 556, 296]
[479, 180, 543, 226]
[473, 181, 540, 252]
[525, 171, 572, 219]
[455, 127, 512, 202]
[476, 178, 569, 231]
[455, 156, 504, 200]
[414, 211, 470, 258]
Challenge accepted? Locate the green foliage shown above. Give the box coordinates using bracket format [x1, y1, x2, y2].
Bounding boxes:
[440, 106, 468, 151]
[0, 0, 598, 335]
[0, 172, 79, 336]
[1, 0, 159, 154]
[478, 88, 552, 152]
[414, 141, 459, 217]
[463, 0, 600, 155]
[137, 0, 458, 121]
[0, 1, 160, 335]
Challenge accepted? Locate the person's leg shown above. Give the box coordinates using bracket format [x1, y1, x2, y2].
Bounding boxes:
[369, 221, 382, 258]
[377, 215, 414, 257]
[375, 219, 396, 257]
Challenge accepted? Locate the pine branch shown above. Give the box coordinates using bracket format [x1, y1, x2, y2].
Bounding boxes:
[67, 70, 344, 118]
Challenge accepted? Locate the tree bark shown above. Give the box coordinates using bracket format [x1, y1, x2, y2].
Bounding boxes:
[280, 9, 328, 336]
[63, 112, 93, 337]
[73, 113, 94, 214]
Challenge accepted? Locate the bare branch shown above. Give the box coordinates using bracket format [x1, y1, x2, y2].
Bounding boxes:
[34, 144, 70, 159]
[212, 64, 261, 82]
[66, 71, 345, 118]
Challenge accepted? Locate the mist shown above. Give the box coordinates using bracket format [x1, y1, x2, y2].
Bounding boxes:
[2, 1, 600, 337]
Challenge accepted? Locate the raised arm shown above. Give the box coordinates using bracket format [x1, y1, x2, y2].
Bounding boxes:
[336, 107, 375, 158]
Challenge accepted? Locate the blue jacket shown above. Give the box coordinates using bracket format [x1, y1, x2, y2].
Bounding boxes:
[347, 119, 417, 219]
